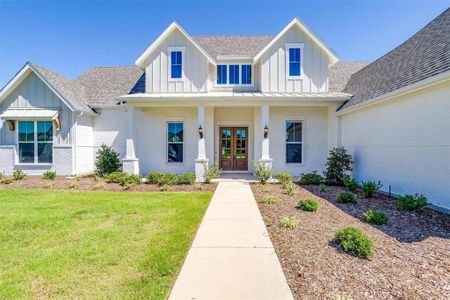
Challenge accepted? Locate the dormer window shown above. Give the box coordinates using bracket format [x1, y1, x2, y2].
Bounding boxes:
[285, 43, 304, 79]
[168, 47, 185, 80]
[216, 64, 252, 86]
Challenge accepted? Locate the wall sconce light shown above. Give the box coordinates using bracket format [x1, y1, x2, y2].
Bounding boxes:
[198, 126, 204, 138]
[264, 125, 269, 138]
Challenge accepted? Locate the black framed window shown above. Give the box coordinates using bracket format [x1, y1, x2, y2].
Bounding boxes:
[168, 122, 183, 163]
[286, 121, 302, 163]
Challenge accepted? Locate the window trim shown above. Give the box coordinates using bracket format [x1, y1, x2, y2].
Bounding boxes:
[285, 43, 304, 80]
[168, 47, 185, 82]
[166, 121, 184, 164]
[285, 119, 305, 165]
[214, 63, 253, 87]
[16, 120, 54, 165]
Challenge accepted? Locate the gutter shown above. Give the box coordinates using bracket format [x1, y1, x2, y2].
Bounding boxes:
[336, 70, 450, 116]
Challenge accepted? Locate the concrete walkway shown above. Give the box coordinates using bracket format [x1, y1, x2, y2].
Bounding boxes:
[169, 181, 293, 300]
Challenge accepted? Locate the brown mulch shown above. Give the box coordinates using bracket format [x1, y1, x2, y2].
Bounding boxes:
[251, 183, 450, 300]
[0, 176, 217, 193]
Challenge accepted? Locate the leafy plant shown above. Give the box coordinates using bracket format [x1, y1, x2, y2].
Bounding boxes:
[396, 194, 429, 211]
[146, 172, 164, 184]
[124, 174, 142, 186]
[95, 144, 121, 177]
[324, 147, 353, 185]
[361, 181, 382, 198]
[175, 173, 196, 185]
[299, 171, 323, 185]
[280, 217, 299, 229]
[160, 184, 170, 191]
[319, 184, 329, 192]
[13, 169, 26, 180]
[106, 172, 128, 184]
[1, 178, 12, 184]
[297, 198, 319, 212]
[335, 227, 374, 258]
[42, 182, 53, 189]
[203, 161, 221, 183]
[262, 195, 276, 204]
[363, 210, 389, 225]
[42, 171, 56, 180]
[343, 176, 358, 191]
[275, 172, 293, 185]
[159, 173, 177, 186]
[284, 183, 295, 196]
[68, 181, 78, 189]
[253, 161, 272, 183]
[336, 192, 357, 204]
[93, 175, 101, 182]
[93, 183, 106, 190]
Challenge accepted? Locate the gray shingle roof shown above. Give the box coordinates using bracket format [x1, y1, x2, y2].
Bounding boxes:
[193, 35, 273, 58]
[329, 61, 370, 92]
[340, 8, 450, 110]
[75, 66, 143, 106]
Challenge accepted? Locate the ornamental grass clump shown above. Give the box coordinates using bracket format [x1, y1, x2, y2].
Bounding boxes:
[262, 195, 276, 205]
[280, 217, 299, 229]
[13, 169, 26, 180]
[275, 172, 293, 185]
[297, 198, 319, 212]
[396, 194, 429, 211]
[335, 227, 374, 258]
[42, 171, 56, 180]
[363, 210, 389, 225]
[283, 183, 295, 196]
[361, 181, 382, 198]
[336, 192, 357, 204]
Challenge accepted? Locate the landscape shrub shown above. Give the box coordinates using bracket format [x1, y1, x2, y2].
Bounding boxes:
[93, 175, 101, 182]
[68, 181, 78, 189]
[299, 171, 323, 185]
[335, 227, 374, 258]
[159, 173, 177, 186]
[160, 184, 170, 191]
[175, 173, 196, 185]
[125, 174, 142, 186]
[262, 195, 276, 204]
[275, 172, 293, 185]
[13, 169, 26, 180]
[42, 171, 56, 180]
[43, 182, 53, 189]
[203, 162, 222, 183]
[363, 210, 389, 225]
[396, 194, 429, 211]
[95, 144, 121, 177]
[93, 183, 106, 190]
[343, 177, 358, 191]
[336, 192, 357, 204]
[361, 181, 382, 198]
[106, 171, 128, 184]
[280, 217, 299, 229]
[284, 183, 295, 196]
[1, 178, 12, 184]
[319, 184, 329, 192]
[297, 198, 319, 212]
[146, 172, 164, 184]
[324, 147, 353, 185]
[253, 161, 272, 183]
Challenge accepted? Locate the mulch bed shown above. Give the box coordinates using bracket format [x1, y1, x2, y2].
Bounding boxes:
[0, 176, 217, 193]
[251, 183, 450, 300]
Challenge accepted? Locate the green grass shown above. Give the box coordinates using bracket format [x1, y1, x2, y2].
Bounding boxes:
[0, 189, 212, 299]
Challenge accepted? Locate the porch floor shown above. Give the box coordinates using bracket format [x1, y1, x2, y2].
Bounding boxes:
[211, 172, 259, 183]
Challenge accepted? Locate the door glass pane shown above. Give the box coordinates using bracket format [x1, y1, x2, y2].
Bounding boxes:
[19, 143, 34, 163]
[286, 144, 302, 163]
[37, 121, 53, 142]
[221, 129, 231, 159]
[19, 121, 34, 142]
[38, 143, 53, 163]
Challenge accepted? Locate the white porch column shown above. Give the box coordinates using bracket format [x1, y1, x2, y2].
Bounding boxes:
[195, 105, 209, 182]
[122, 105, 139, 175]
[259, 105, 273, 171]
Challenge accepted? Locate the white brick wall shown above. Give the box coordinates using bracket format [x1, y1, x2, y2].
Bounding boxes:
[0, 145, 14, 175]
[53, 145, 73, 176]
[75, 114, 94, 174]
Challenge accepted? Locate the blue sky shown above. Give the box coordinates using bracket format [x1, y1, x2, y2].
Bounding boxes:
[0, 0, 449, 87]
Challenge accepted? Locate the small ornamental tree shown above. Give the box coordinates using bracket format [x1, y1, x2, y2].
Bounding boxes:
[324, 147, 353, 185]
[95, 144, 121, 177]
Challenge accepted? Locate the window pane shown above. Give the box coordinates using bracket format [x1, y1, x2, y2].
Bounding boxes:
[171, 65, 182, 79]
[294, 122, 302, 142]
[229, 65, 239, 84]
[168, 122, 183, 142]
[19, 143, 34, 163]
[289, 62, 300, 76]
[217, 65, 227, 84]
[286, 144, 302, 163]
[286, 121, 302, 142]
[286, 122, 294, 142]
[242, 65, 252, 84]
[18, 121, 34, 142]
[37, 121, 53, 142]
[168, 143, 183, 162]
[38, 143, 53, 163]
[289, 48, 301, 76]
[171, 51, 182, 78]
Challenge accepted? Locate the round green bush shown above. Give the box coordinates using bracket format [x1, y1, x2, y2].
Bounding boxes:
[146, 172, 164, 184]
[106, 171, 128, 184]
[299, 171, 323, 185]
[335, 227, 374, 258]
[297, 198, 319, 212]
[175, 173, 196, 185]
[363, 210, 389, 225]
[336, 192, 357, 203]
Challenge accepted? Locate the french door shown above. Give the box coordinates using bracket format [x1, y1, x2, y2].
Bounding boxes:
[219, 127, 248, 171]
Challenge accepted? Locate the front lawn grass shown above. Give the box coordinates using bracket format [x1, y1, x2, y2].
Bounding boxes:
[0, 189, 212, 299]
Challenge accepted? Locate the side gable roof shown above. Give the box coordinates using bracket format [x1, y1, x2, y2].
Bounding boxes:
[340, 8, 450, 111]
[135, 21, 216, 69]
[253, 17, 339, 65]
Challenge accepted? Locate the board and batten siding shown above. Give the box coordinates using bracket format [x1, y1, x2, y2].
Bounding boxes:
[145, 29, 209, 93]
[0, 73, 73, 145]
[260, 27, 329, 93]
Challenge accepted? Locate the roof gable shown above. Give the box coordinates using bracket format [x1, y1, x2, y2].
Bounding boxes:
[135, 22, 216, 69]
[193, 35, 273, 58]
[253, 17, 339, 65]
